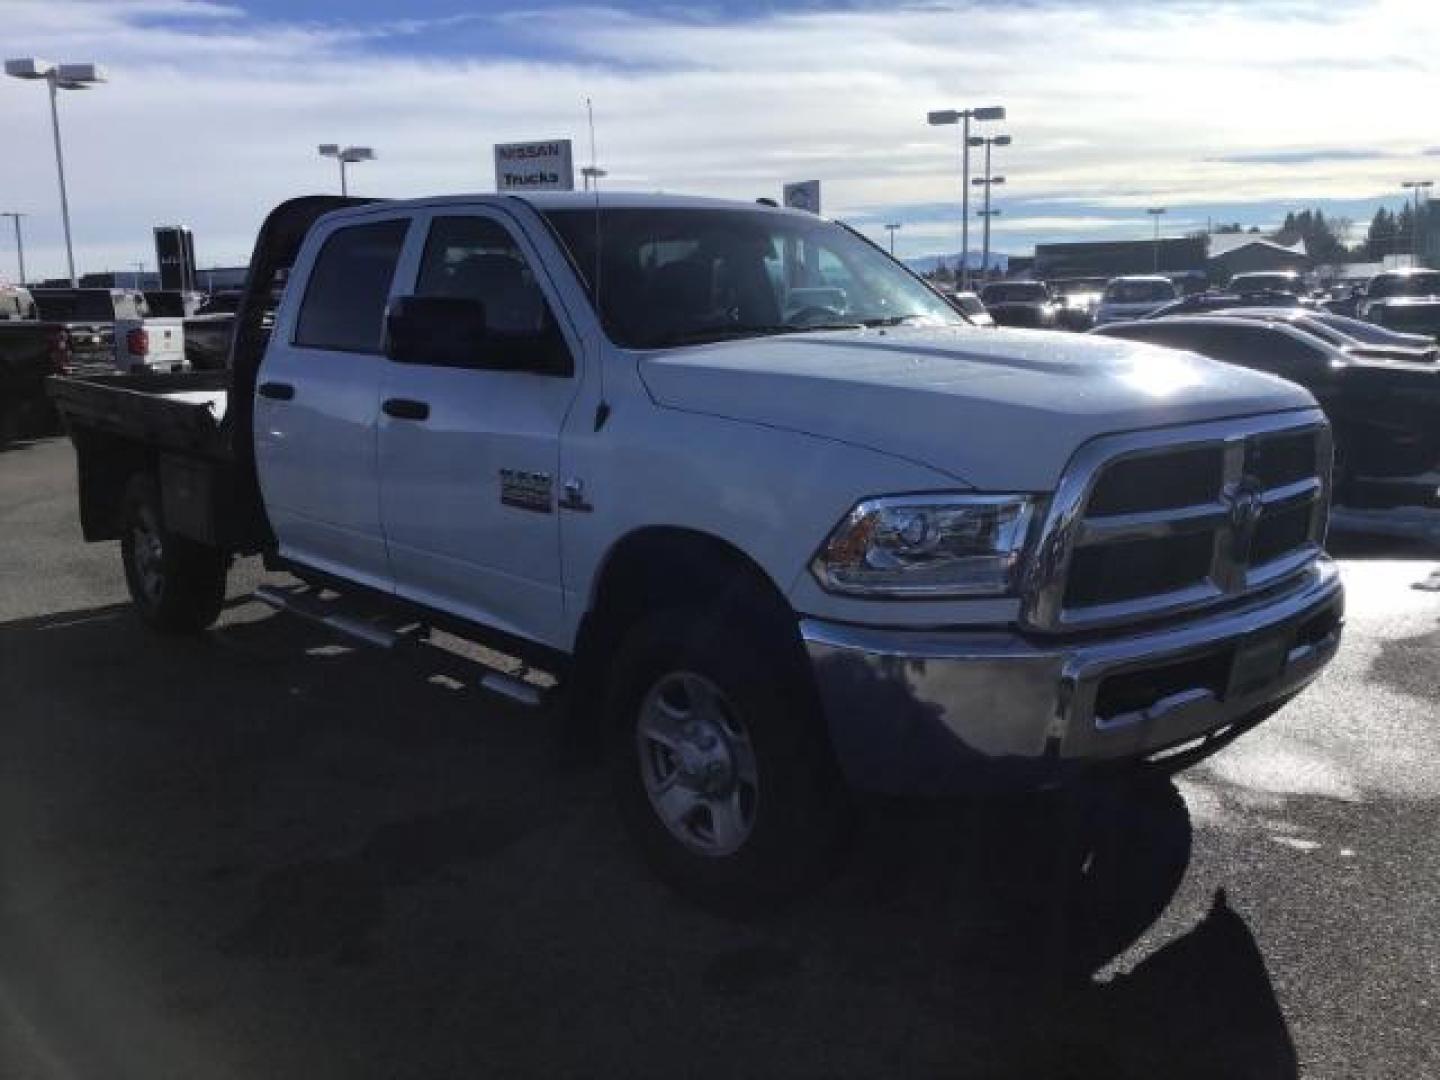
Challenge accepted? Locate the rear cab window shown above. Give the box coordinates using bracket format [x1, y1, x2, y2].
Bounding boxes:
[294, 218, 410, 353]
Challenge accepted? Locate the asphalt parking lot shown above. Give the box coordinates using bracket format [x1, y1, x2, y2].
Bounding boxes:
[2, 434, 1438, 1080]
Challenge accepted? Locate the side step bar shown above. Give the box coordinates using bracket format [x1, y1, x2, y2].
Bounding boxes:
[253, 583, 550, 709]
[254, 584, 404, 650]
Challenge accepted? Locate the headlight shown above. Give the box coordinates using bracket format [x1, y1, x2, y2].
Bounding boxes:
[811, 494, 1037, 598]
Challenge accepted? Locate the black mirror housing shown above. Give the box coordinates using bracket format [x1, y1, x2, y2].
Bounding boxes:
[385, 295, 489, 367]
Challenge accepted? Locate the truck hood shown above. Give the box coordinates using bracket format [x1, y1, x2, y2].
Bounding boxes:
[637, 325, 1316, 490]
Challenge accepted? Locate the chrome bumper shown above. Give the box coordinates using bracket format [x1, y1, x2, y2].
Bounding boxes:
[802, 558, 1343, 795]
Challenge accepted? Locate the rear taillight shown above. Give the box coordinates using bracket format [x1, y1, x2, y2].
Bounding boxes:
[126, 327, 150, 357]
[48, 330, 70, 373]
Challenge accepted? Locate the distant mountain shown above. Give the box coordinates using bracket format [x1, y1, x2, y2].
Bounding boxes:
[903, 251, 1009, 275]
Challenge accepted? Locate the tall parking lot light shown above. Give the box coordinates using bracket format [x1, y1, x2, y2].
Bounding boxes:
[970, 133, 1010, 282]
[1, 212, 27, 284]
[6, 59, 107, 287]
[1147, 207, 1167, 272]
[928, 105, 1005, 289]
[318, 144, 375, 197]
[1401, 181, 1433, 267]
[581, 166, 607, 192]
[884, 222, 902, 255]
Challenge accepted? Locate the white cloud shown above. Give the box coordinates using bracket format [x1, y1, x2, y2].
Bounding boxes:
[0, 0, 1436, 278]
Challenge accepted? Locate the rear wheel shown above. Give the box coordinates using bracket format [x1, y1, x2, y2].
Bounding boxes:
[609, 606, 851, 913]
[120, 473, 228, 634]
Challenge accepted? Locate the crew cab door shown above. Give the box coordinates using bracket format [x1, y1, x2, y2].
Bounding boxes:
[376, 209, 582, 646]
[254, 212, 412, 589]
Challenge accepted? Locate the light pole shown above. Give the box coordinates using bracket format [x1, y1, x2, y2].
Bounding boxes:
[884, 222, 902, 255]
[1146, 207, 1167, 272]
[6, 59, 107, 287]
[581, 166, 607, 192]
[131, 260, 146, 290]
[318, 144, 375, 197]
[1401, 180, 1433, 267]
[1, 212, 27, 284]
[970, 133, 1010, 281]
[927, 105, 1005, 290]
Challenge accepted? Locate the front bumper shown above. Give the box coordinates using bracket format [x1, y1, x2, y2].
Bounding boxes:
[802, 558, 1343, 795]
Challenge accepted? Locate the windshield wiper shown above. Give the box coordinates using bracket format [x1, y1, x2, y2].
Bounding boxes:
[646, 323, 863, 346]
[859, 315, 931, 328]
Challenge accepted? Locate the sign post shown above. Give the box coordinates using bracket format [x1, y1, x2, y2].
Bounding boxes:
[494, 140, 576, 192]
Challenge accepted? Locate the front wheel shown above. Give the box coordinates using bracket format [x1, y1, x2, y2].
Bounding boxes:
[120, 473, 228, 634]
[608, 607, 851, 913]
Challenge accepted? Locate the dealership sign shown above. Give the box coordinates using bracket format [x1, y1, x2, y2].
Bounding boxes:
[494, 139, 575, 192]
[783, 180, 821, 215]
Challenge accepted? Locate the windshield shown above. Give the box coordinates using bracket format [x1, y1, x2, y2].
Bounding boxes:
[980, 283, 1049, 304]
[542, 207, 962, 348]
[1231, 273, 1300, 294]
[1369, 271, 1440, 299]
[31, 290, 117, 322]
[1104, 280, 1177, 303]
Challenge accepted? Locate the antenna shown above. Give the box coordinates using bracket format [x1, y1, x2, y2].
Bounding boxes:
[587, 96, 610, 431]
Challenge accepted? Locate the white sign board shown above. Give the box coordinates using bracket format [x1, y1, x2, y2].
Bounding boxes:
[783, 180, 821, 215]
[494, 139, 575, 192]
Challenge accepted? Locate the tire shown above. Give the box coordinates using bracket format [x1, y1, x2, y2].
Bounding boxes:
[608, 605, 851, 914]
[120, 473, 228, 634]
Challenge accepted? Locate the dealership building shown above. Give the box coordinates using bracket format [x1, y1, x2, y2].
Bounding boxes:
[1032, 234, 1312, 285]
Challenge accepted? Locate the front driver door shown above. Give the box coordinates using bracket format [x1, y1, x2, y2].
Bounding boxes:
[376, 209, 582, 647]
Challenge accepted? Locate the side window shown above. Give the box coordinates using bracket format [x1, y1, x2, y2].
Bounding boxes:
[417, 216, 549, 339]
[294, 218, 408, 353]
[413, 215, 570, 374]
[1233, 327, 1320, 381]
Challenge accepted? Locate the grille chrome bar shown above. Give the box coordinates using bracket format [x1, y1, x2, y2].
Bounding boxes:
[1022, 409, 1331, 633]
[1077, 502, 1230, 545]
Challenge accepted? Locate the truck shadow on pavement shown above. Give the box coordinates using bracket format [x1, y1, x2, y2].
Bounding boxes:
[0, 597, 1296, 1080]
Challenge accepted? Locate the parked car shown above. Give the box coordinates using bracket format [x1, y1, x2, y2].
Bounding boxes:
[1048, 277, 1107, 330]
[1145, 290, 1302, 319]
[1093, 314, 1440, 508]
[977, 280, 1059, 328]
[1320, 285, 1364, 318]
[1220, 308, 1438, 365]
[31, 287, 187, 374]
[0, 285, 68, 440]
[50, 193, 1342, 908]
[1359, 268, 1440, 339]
[1228, 271, 1307, 298]
[1093, 275, 1180, 325]
[947, 290, 995, 327]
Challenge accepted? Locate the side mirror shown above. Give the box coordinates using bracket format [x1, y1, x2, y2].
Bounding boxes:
[385, 295, 488, 367]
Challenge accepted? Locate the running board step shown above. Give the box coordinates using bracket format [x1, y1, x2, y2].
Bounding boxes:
[479, 671, 546, 708]
[253, 584, 405, 650]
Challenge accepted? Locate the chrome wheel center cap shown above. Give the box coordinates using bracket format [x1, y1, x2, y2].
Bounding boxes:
[677, 723, 733, 793]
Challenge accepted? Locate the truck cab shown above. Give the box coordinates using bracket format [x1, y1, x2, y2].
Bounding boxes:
[49, 193, 1344, 908]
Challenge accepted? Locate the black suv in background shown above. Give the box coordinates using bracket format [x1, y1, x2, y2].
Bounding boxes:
[1093, 314, 1440, 509]
[977, 281, 1059, 328]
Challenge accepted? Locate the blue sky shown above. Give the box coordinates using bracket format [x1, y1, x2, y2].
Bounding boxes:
[0, 0, 1436, 278]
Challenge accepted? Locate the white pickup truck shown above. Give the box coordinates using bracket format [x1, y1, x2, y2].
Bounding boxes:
[50, 194, 1343, 908]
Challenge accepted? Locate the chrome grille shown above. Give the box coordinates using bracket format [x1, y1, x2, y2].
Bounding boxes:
[1023, 410, 1331, 632]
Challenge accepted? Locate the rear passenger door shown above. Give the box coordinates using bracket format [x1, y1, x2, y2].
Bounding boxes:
[254, 213, 413, 590]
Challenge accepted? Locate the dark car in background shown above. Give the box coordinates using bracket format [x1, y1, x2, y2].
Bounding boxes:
[1145, 290, 1303, 319]
[1093, 314, 1440, 509]
[977, 280, 1058, 328]
[1360, 268, 1440, 339]
[1228, 271, 1308, 298]
[1221, 307, 1438, 364]
[1048, 277, 1107, 330]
